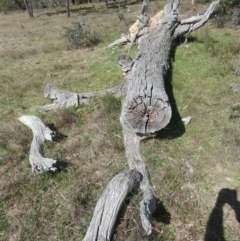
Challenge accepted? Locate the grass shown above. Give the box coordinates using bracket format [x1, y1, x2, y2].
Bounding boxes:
[0, 1, 240, 241]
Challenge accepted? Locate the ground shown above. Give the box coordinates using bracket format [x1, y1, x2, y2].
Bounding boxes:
[0, 0, 240, 240]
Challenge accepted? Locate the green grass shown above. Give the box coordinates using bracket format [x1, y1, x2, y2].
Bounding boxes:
[0, 1, 240, 241]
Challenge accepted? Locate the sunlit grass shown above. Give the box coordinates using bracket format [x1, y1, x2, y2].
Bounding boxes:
[0, 1, 240, 241]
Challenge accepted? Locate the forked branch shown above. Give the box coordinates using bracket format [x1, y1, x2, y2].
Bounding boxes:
[174, 0, 219, 38]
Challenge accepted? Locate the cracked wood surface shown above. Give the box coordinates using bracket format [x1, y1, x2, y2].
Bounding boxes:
[120, 0, 180, 134]
[83, 169, 141, 241]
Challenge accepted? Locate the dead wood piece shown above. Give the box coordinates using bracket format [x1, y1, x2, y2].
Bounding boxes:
[18, 115, 57, 174]
[83, 169, 141, 241]
[39, 82, 127, 112]
[174, 0, 219, 38]
[108, 10, 164, 48]
[107, 34, 129, 48]
[124, 130, 157, 234]
[39, 84, 79, 112]
[120, 0, 179, 134]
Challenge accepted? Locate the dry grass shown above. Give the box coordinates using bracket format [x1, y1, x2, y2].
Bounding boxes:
[0, 1, 240, 241]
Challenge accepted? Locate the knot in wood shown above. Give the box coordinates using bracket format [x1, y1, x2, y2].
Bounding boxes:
[118, 53, 133, 72]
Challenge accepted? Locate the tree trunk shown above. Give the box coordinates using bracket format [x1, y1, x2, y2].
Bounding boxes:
[66, 0, 70, 17]
[39, 0, 219, 238]
[23, 0, 34, 18]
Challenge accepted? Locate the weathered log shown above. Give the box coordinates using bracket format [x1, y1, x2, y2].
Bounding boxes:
[120, 0, 219, 134]
[119, 0, 180, 134]
[18, 115, 57, 174]
[83, 169, 141, 241]
[82, 1, 219, 239]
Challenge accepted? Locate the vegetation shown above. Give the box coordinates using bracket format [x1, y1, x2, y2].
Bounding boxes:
[0, 0, 25, 11]
[61, 21, 99, 48]
[0, 1, 240, 241]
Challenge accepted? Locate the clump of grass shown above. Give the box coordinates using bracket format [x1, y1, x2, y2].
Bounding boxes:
[229, 103, 240, 120]
[61, 21, 100, 48]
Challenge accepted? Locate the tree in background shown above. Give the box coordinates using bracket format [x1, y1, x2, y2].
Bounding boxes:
[66, 0, 70, 17]
[23, 0, 33, 17]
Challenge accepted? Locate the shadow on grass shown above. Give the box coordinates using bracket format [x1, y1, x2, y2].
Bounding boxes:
[152, 200, 171, 225]
[204, 188, 240, 241]
[46, 123, 68, 143]
[37, 9, 67, 17]
[46, 123, 70, 172]
[54, 159, 71, 172]
[112, 191, 171, 239]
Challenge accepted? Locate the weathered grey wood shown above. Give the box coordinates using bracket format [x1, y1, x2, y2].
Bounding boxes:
[120, 0, 219, 134]
[173, 0, 219, 38]
[39, 84, 79, 112]
[108, 10, 162, 49]
[107, 34, 129, 48]
[123, 130, 157, 235]
[117, 53, 134, 73]
[18, 115, 57, 174]
[39, 82, 127, 112]
[83, 169, 141, 241]
[120, 0, 180, 134]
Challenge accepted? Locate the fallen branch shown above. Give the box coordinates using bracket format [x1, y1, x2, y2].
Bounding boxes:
[173, 0, 219, 38]
[39, 82, 127, 112]
[123, 130, 157, 234]
[83, 169, 141, 241]
[18, 115, 57, 174]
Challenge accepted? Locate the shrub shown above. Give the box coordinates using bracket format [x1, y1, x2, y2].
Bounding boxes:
[61, 21, 99, 48]
[0, 0, 25, 12]
[213, 0, 240, 27]
[231, 8, 240, 25]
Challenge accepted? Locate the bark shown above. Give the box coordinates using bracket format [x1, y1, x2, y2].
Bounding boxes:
[104, 0, 108, 8]
[66, 0, 70, 17]
[18, 115, 57, 174]
[173, 0, 219, 39]
[123, 130, 157, 234]
[83, 170, 141, 241]
[39, 82, 127, 112]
